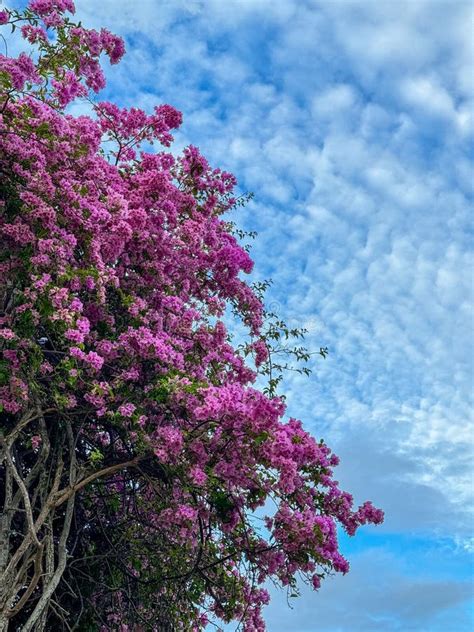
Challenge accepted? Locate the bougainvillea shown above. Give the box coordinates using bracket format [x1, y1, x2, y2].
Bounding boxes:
[0, 3, 383, 631]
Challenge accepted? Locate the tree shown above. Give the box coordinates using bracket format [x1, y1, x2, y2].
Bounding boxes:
[0, 2, 383, 630]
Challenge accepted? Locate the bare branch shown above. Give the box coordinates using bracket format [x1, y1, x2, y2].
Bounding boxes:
[6, 543, 44, 618]
[4, 449, 41, 548]
[54, 456, 143, 508]
[22, 492, 75, 632]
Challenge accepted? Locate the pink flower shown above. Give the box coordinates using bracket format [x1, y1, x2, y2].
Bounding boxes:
[84, 276, 95, 290]
[0, 328, 15, 340]
[100, 29, 125, 64]
[21, 25, 48, 43]
[70, 346, 86, 361]
[190, 465, 207, 485]
[65, 328, 85, 343]
[29, 0, 75, 16]
[65, 394, 77, 409]
[118, 403, 136, 418]
[252, 339, 268, 367]
[43, 10, 64, 28]
[85, 351, 104, 371]
[153, 427, 183, 463]
[76, 317, 90, 334]
[31, 435, 42, 450]
[40, 361, 54, 374]
[52, 71, 87, 106]
[311, 574, 321, 590]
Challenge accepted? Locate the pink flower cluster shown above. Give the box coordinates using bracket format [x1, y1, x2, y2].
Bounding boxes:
[0, 4, 384, 629]
[29, 0, 76, 16]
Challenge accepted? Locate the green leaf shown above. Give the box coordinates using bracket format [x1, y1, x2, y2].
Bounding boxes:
[0, 360, 9, 386]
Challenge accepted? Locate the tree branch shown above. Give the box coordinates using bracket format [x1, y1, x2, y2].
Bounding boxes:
[4, 449, 41, 549]
[54, 456, 143, 508]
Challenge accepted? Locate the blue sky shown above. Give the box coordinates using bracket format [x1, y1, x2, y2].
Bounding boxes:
[8, 0, 474, 629]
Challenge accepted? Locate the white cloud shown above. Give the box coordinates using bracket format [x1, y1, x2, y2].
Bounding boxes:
[265, 547, 472, 631]
[312, 84, 358, 120]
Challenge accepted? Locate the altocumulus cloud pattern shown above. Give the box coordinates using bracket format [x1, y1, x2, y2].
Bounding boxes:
[12, 0, 471, 630]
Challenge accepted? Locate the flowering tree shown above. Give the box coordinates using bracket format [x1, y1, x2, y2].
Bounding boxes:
[0, 2, 383, 630]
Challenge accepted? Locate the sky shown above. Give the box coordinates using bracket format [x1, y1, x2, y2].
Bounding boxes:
[7, 0, 474, 630]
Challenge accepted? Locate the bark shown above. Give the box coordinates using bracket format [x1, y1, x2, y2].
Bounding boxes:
[1, 404, 146, 628]
[0, 466, 12, 574]
[21, 494, 75, 632]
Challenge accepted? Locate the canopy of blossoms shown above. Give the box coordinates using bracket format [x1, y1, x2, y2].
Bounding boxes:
[0, 2, 383, 630]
